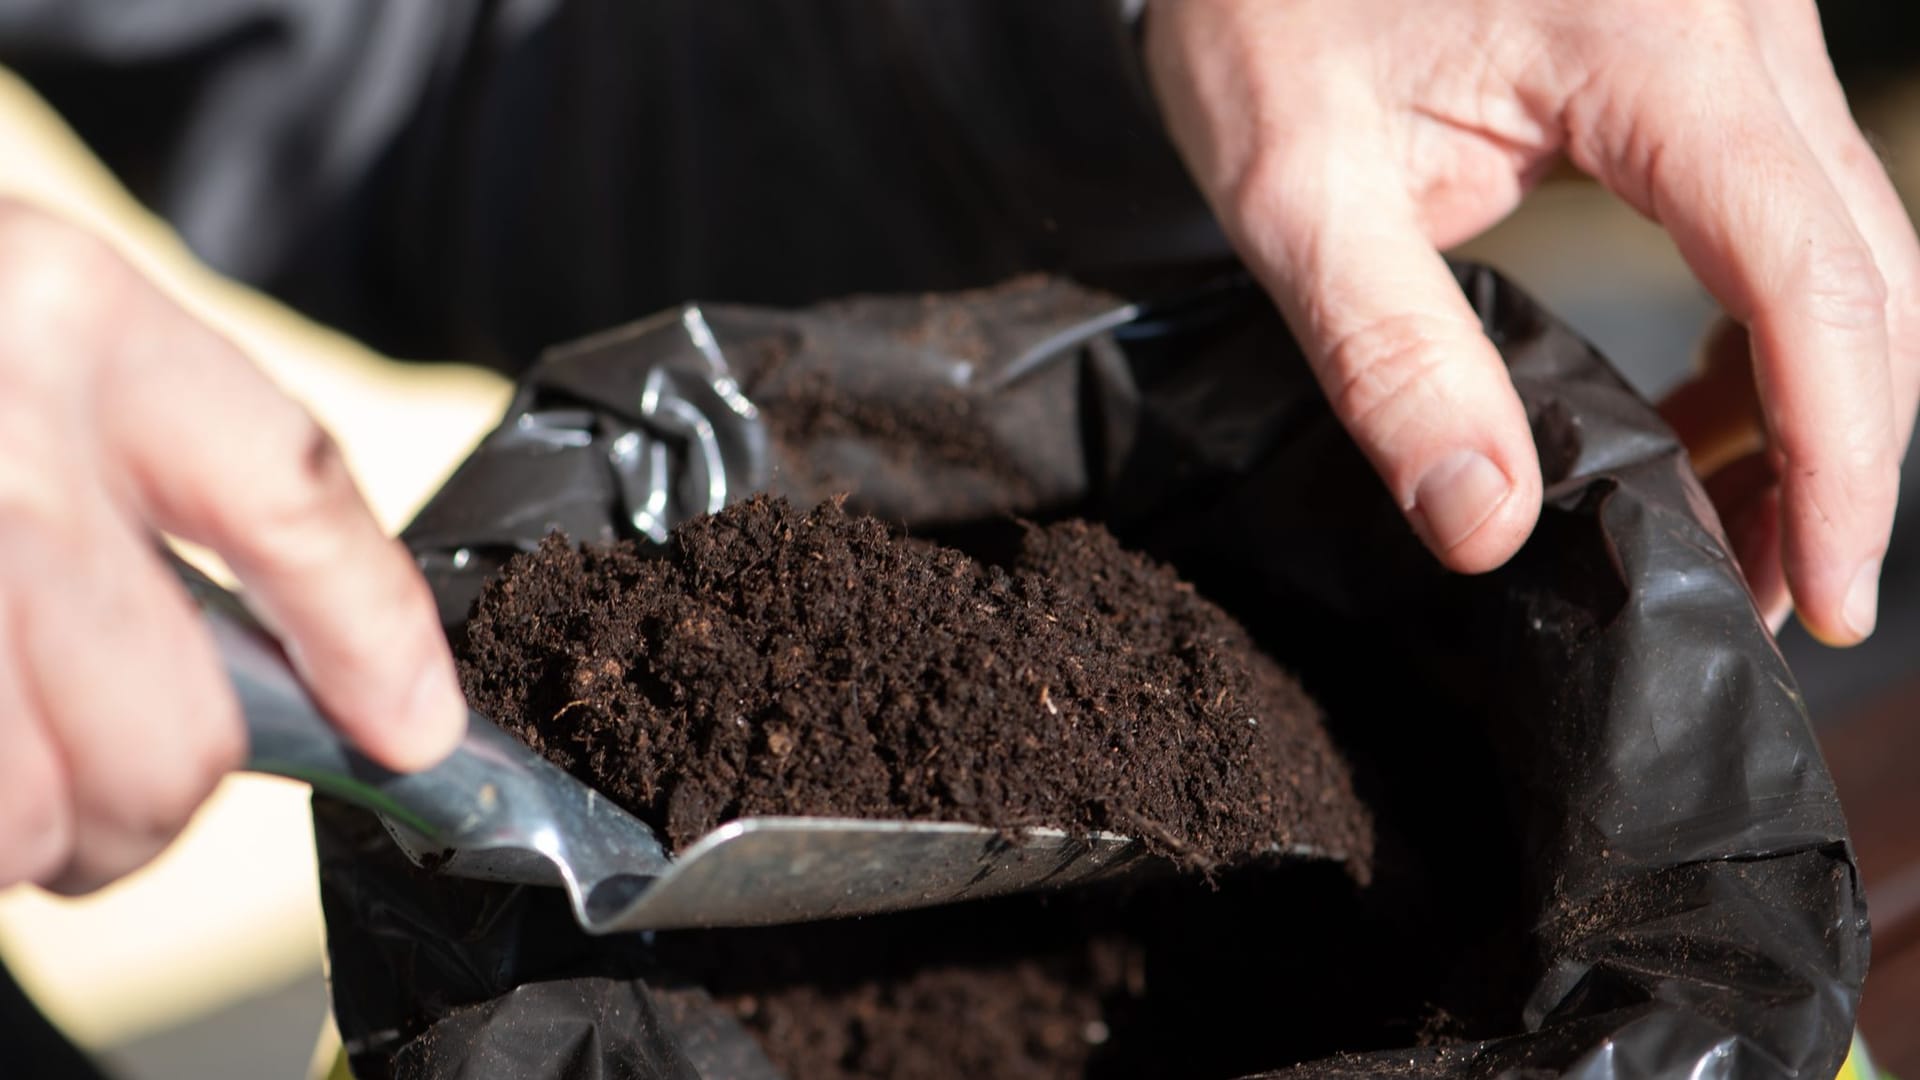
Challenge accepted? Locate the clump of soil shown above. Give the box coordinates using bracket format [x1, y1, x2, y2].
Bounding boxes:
[460, 495, 1371, 871]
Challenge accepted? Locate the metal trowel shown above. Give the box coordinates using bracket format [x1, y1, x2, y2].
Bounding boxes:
[176, 556, 1186, 934]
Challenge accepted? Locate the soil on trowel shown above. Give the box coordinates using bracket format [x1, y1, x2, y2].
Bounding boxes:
[458, 495, 1371, 872]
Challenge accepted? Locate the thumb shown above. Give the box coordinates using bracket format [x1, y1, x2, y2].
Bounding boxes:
[1229, 149, 1542, 571]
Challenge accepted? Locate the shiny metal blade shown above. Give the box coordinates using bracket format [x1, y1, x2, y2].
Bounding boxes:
[581, 817, 1160, 932]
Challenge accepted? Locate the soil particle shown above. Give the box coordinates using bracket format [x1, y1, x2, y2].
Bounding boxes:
[459, 495, 1371, 871]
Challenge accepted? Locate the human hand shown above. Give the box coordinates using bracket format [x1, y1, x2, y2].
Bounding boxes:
[1144, 0, 1919, 645]
[0, 200, 465, 894]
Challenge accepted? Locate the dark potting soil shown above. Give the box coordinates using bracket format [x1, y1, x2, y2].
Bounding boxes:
[459, 495, 1372, 871]
[733, 275, 1111, 525]
[654, 861, 1503, 1080]
[673, 930, 1131, 1080]
[754, 361, 1028, 508]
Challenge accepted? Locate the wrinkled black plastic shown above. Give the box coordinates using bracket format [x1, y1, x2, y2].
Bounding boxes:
[318, 265, 1867, 1078]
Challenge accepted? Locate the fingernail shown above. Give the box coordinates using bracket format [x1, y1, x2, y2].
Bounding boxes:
[1412, 450, 1512, 553]
[1844, 559, 1881, 639]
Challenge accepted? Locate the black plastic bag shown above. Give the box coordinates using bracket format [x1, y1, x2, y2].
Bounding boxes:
[318, 266, 1867, 1079]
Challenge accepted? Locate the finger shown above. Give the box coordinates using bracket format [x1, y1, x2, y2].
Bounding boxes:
[0, 629, 73, 888]
[1752, 0, 1920, 453]
[1704, 451, 1789, 633]
[1577, 56, 1897, 645]
[94, 295, 464, 771]
[1218, 137, 1542, 571]
[1658, 318, 1766, 478]
[0, 414, 76, 889]
[0, 485, 241, 893]
[1658, 320, 1787, 623]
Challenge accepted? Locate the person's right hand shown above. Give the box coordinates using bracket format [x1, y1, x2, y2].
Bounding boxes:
[1145, 0, 1919, 646]
[0, 199, 466, 895]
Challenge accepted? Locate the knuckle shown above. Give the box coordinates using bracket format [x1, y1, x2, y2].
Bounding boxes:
[1795, 239, 1889, 333]
[212, 423, 362, 569]
[1225, 148, 1310, 228]
[1321, 313, 1478, 437]
[1830, 136, 1890, 186]
[1561, 10, 1764, 193]
[1842, 450, 1901, 513]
